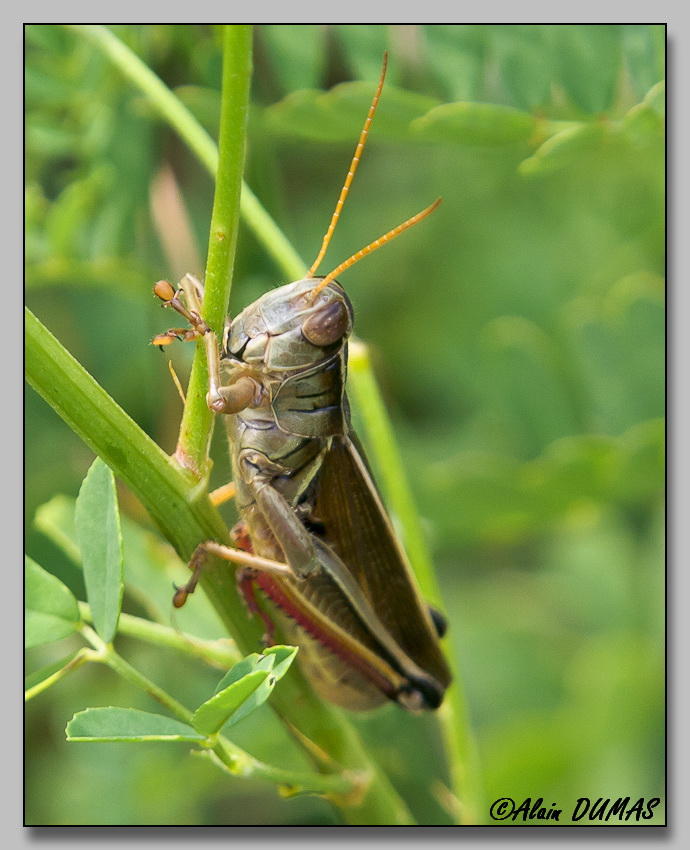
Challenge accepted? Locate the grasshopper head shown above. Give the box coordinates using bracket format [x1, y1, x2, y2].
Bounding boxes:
[224, 278, 353, 373]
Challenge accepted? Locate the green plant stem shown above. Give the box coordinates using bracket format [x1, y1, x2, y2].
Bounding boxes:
[82, 624, 193, 721]
[67, 24, 305, 283]
[176, 25, 251, 475]
[25, 309, 412, 824]
[24, 648, 94, 702]
[348, 340, 482, 823]
[80, 625, 355, 799]
[208, 742, 356, 798]
[78, 602, 239, 669]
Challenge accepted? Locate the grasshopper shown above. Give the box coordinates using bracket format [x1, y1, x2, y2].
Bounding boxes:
[154, 55, 451, 711]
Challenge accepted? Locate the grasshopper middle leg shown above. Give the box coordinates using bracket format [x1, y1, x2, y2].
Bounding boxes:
[172, 539, 293, 608]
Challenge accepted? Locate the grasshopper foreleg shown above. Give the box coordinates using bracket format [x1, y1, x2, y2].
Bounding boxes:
[204, 328, 262, 415]
[153, 277, 210, 337]
[153, 275, 262, 415]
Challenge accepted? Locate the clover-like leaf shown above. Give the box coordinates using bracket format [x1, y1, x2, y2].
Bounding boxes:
[204, 646, 298, 730]
[75, 458, 124, 642]
[25, 556, 80, 648]
[411, 101, 536, 146]
[66, 707, 205, 743]
[518, 123, 606, 177]
[264, 82, 439, 143]
[192, 670, 271, 735]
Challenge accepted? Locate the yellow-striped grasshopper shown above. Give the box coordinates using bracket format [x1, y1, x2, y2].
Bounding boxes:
[154, 56, 451, 711]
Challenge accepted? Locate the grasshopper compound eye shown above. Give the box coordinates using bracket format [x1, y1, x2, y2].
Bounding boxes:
[301, 298, 350, 346]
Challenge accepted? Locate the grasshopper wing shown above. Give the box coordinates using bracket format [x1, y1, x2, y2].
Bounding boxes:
[314, 434, 452, 693]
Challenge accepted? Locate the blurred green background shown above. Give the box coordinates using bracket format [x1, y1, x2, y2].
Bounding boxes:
[25, 24, 665, 825]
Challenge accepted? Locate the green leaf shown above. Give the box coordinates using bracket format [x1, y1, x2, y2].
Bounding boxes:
[410, 101, 536, 146]
[423, 25, 487, 102]
[562, 285, 664, 433]
[263, 82, 439, 143]
[213, 651, 273, 693]
[25, 556, 80, 648]
[261, 645, 298, 681]
[551, 25, 622, 113]
[335, 25, 390, 83]
[493, 26, 553, 110]
[36, 494, 224, 639]
[45, 168, 111, 259]
[261, 25, 326, 94]
[642, 80, 665, 118]
[26, 120, 80, 158]
[25, 651, 81, 692]
[622, 25, 665, 99]
[35, 494, 81, 564]
[480, 315, 580, 456]
[219, 645, 298, 728]
[622, 101, 663, 147]
[192, 669, 271, 735]
[518, 123, 605, 177]
[237, 648, 295, 724]
[75, 458, 124, 642]
[66, 707, 205, 742]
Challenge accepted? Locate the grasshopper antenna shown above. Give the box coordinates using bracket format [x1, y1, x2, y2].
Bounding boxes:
[310, 198, 442, 299]
[308, 51, 388, 278]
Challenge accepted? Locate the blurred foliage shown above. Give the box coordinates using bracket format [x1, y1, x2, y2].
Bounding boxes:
[25, 24, 664, 824]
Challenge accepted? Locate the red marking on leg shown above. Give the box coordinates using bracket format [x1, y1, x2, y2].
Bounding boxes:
[253, 572, 396, 699]
[230, 521, 254, 553]
[236, 568, 276, 645]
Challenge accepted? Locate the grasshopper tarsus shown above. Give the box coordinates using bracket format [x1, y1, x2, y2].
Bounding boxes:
[151, 327, 199, 348]
[172, 584, 191, 609]
[171, 541, 209, 608]
[153, 279, 176, 301]
[153, 278, 210, 338]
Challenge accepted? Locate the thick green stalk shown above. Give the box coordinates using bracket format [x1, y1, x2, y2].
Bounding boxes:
[25, 308, 412, 824]
[175, 25, 251, 474]
[67, 24, 305, 283]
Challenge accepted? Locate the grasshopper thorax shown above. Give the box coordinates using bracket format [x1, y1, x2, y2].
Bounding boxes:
[223, 278, 353, 374]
